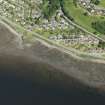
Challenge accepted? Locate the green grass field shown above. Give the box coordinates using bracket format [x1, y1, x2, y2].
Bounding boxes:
[62, 0, 105, 36]
[98, 0, 105, 8]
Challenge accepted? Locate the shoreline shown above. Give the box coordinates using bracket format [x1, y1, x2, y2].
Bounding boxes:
[1, 17, 105, 63]
[1, 19, 105, 89]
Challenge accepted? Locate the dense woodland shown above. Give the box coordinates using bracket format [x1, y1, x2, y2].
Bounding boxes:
[42, 0, 60, 19]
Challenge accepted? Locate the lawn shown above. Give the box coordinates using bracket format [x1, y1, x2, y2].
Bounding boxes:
[62, 0, 105, 36]
[98, 0, 105, 8]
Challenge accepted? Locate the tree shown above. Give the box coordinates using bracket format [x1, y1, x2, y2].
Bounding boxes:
[73, 0, 78, 7]
[83, 12, 88, 16]
[42, 0, 60, 19]
[91, 21, 105, 34]
[91, 0, 100, 5]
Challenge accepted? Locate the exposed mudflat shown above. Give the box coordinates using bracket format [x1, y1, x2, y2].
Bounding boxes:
[1, 21, 105, 104]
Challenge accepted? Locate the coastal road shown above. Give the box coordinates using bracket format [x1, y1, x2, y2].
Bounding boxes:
[62, 15, 105, 42]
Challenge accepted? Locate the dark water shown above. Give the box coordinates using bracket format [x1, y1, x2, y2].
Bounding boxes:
[1, 18, 105, 105]
[0, 55, 105, 105]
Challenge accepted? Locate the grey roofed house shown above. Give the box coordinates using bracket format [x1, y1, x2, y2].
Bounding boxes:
[79, 0, 91, 3]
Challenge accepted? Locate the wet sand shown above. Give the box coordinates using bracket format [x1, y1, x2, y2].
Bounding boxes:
[0, 21, 105, 105]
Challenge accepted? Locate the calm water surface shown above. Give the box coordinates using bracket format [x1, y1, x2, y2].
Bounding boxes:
[0, 55, 104, 105]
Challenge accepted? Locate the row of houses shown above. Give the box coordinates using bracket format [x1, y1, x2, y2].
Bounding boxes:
[49, 34, 99, 45]
[88, 48, 105, 53]
[40, 18, 69, 30]
[0, 0, 42, 24]
[78, 0, 105, 16]
[27, 9, 71, 32]
[0, 0, 71, 33]
[49, 34, 105, 53]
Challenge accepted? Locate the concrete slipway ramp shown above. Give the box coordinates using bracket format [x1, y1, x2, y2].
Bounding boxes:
[1, 21, 105, 104]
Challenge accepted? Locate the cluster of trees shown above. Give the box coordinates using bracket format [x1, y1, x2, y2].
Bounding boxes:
[91, 21, 105, 34]
[42, 0, 60, 20]
[73, 0, 78, 7]
[90, 0, 100, 5]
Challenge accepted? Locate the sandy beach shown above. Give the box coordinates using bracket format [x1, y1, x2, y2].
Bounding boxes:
[0, 21, 105, 104]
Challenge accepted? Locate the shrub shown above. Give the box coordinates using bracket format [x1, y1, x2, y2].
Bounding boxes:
[91, 21, 105, 34]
